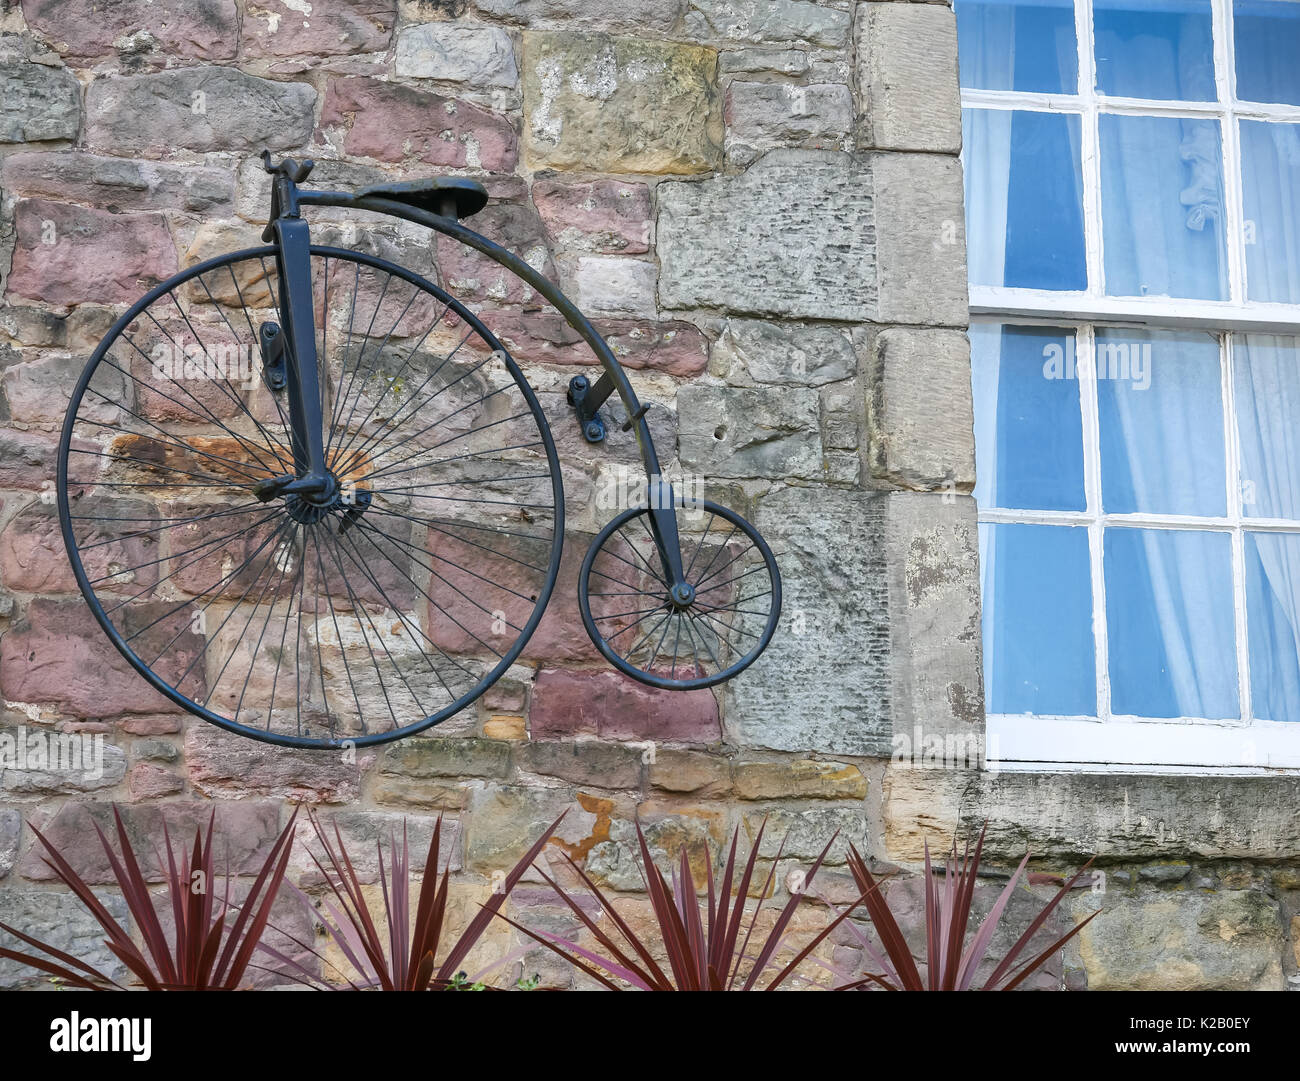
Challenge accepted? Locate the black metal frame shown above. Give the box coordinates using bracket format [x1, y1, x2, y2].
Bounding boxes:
[57, 154, 781, 749]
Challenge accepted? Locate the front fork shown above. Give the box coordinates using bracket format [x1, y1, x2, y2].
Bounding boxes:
[568, 375, 693, 606]
[254, 217, 337, 506]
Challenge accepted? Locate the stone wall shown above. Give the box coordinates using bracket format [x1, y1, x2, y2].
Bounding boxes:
[0, 0, 1295, 991]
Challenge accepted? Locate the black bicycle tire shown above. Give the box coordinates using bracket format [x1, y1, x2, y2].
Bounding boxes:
[577, 499, 781, 691]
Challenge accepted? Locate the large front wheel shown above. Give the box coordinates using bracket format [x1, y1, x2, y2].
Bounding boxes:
[57, 245, 564, 748]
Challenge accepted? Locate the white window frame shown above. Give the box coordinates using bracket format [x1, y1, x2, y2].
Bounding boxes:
[962, 0, 1300, 773]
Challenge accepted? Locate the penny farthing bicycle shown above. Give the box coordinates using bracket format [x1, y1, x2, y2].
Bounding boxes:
[57, 154, 781, 749]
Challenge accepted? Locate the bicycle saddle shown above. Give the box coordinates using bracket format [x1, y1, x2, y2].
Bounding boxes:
[356, 178, 489, 220]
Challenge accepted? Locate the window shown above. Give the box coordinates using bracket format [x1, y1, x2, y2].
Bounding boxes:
[958, 0, 1300, 770]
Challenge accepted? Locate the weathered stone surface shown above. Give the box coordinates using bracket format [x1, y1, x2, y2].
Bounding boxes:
[484, 714, 527, 740]
[0, 430, 75, 489]
[1, 599, 204, 717]
[740, 804, 867, 863]
[474, 0, 684, 34]
[881, 493, 983, 748]
[0, 725, 127, 795]
[725, 81, 852, 165]
[719, 47, 809, 76]
[21, 0, 238, 61]
[864, 327, 975, 490]
[685, 0, 851, 47]
[18, 800, 283, 883]
[523, 32, 722, 174]
[2, 152, 235, 214]
[86, 69, 317, 154]
[657, 150, 873, 320]
[531, 668, 721, 744]
[732, 759, 867, 800]
[185, 727, 361, 803]
[1069, 889, 1285, 991]
[396, 22, 517, 87]
[521, 740, 644, 789]
[0, 810, 18, 878]
[380, 735, 512, 780]
[127, 762, 184, 799]
[870, 152, 967, 326]
[463, 785, 599, 872]
[0, 58, 81, 143]
[647, 748, 731, 797]
[0, 497, 157, 595]
[7, 198, 177, 307]
[533, 177, 651, 254]
[819, 379, 859, 453]
[884, 769, 1300, 864]
[587, 802, 728, 889]
[574, 256, 657, 317]
[484, 310, 707, 376]
[856, 2, 961, 153]
[677, 384, 822, 480]
[711, 319, 858, 386]
[0, 888, 128, 988]
[321, 76, 517, 171]
[727, 486, 891, 756]
[434, 200, 555, 304]
[244, 0, 396, 58]
[290, 810, 459, 885]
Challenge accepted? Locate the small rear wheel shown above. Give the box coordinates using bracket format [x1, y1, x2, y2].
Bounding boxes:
[577, 499, 780, 690]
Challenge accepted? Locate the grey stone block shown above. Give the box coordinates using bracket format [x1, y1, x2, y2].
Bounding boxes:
[0, 60, 80, 143]
[1066, 889, 1285, 991]
[883, 770, 1300, 864]
[863, 325, 976, 490]
[475, 0, 685, 33]
[711, 319, 859, 386]
[871, 151, 968, 326]
[658, 149, 875, 320]
[726, 486, 893, 756]
[881, 492, 984, 747]
[686, 0, 852, 47]
[856, 2, 962, 153]
[0, 888, 128, 988]
[678, 384, 823, 480]
[86, 68, 317, 154]
[0, 809, 18, 879]
[396, 23, 518, 87]
[725, 80, 853, 166]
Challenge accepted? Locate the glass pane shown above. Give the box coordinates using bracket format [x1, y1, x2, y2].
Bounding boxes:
[964, 108, 1087, 290]
[1104, 527, 1238, 718]
[971, 324, 1086, 510]
[1096, 327, 1226, 515]
[1094, 0, 1216, 101]
[1234, 0, 1300, 105]
[1245, 531, 1300, 721]
[1240, 120, 1300, 304]
[981, 522, 1096, 715]
[1100, 115, 1228, 300]
[1234, 333, 1300, 520]
[955, 0, 1079, 93]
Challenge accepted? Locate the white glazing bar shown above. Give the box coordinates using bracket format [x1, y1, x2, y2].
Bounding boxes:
[1077, 0, 1104, 298]
[1222, 332, 1254, 723]
[1076, 325, 1110, 720]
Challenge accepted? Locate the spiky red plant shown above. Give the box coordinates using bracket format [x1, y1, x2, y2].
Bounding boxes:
[836, 824, 1097, 990]
[267, 809, 563, 990]
[0, 806, 299, 990]
[505, 820, 865, 990]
